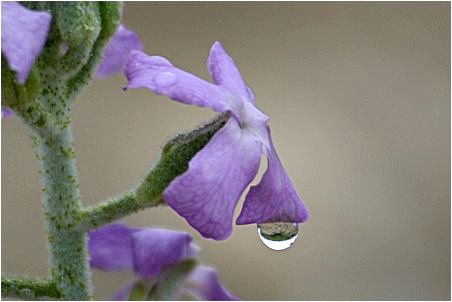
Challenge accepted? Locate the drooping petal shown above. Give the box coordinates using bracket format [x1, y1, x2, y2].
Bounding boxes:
[185, 265, 239, 301]
[163, 119, 262, 240]
[236, 127, 309, 225]
[207, 41, 252, 102]
[1, 2, 51, 84]
[124, 50, 232, 113]
[88, 223, 139, 271]
[2, 107, 14, 118]
[131, 228, 196, 278]
[96, 24, 143, 78]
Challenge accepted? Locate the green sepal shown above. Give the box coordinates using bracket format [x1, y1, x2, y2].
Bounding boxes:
[147, 260, 198, 301]
[1, 57, 41, 108]
[136, 114, 229, 206]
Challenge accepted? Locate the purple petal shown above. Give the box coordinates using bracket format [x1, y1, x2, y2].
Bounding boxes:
[1, 2, 51, 84]
[131, 228, 195, 278]
[186, 265, 239, 301]
[2, 107, 14, 118]
[96, 24, 143, 78]
[124, 50, 232, 113]
[163, 119, 262, 240]
[207, 41, 251, 102]
[88, 223, 138, 271]
[112, 281, 135, 301]
[236, 127, 309, 225]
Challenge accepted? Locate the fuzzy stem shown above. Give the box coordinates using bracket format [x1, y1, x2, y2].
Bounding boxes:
[1, 276, 61, 300]
[76, 191, 157, 232]
[36, 125, 91, 300]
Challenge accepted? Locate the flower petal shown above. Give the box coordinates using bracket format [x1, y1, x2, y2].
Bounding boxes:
[236, 127, 309, 225]
[186, 265, 239, 300]
[2, 107, 14, 118]
[207, 41, 252, 102]
[131, 228, 195, 278]
[124, 50, 232, 113]
[163, 119, 262, 240]
[112, 281, 135, 301]
[1, 2, 51, 84]
[96, 24, 143, 78]
[88, 223, 138, 271]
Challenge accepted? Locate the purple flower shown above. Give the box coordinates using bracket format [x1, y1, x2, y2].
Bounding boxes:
[123, 42, 309, 240]
[2, 107, 14, 119]
[1, 2, 51, 84]
[96, 25, 143, 78]
[88, 223, 237, 300]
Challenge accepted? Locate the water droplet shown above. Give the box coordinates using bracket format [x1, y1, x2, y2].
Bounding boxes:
[154, 72, 177, 87]
[257, 222, 299, 251]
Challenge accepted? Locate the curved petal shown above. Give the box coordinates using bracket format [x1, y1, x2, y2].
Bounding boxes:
[1, 2, 51, 84]
[96, 24, 143, 78]
[2, 107, 14, 118]
[88, 223, 139, 271]
[163, 119, 262, 240]
[236, 127, 309, 225]
[186, 265, 239, 300]
[131, 228, 195, 278]
[124, 50, 232, 113]
[112, 281, 135, 301]
[207, 41, 252, 102]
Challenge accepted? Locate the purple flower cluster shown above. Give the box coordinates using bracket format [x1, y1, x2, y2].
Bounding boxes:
[124, 43, 309, 240]
[89, 223, 237, 300]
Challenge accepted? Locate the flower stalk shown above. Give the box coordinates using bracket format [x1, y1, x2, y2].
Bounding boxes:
[1, 276, 61, 300]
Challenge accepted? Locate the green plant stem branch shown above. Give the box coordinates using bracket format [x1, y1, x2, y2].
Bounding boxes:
[76, 114, 228, 232]
[76, 190, 159, 232]
[1, 276, 62, 300]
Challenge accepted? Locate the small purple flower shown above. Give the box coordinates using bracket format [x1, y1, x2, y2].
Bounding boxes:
[96, 25, 143, 78]
[2, 107, 14, 119]
[1, 2, 51, 84]
[123, 42, 309, 240]
[88, 223, 237, 300]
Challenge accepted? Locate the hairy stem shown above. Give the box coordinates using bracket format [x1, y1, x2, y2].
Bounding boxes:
[1, 276, 61, 300]
[36, 125, 91, 300]
[76, 191, 160, 232]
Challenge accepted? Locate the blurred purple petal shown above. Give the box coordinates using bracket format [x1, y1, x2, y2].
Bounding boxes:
[163, 119, 261, 240]
[237, 128, 309, 225]
[112, 281, 135, 301]
[207, 41, 250, 101]
[124, 50, 232, 113]
[96, 24, 143, 78]
[186, 265, 239, 301]
[88, 223, 138, 271]
[1, 2, 51, 84]
[131, 228, 195, 278]
[2, 107, 14, 118]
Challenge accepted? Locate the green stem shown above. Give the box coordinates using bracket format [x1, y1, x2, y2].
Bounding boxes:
[36, 125, 91, 300]
[1, 276, 61, 300]
[77, 190, 161, 232]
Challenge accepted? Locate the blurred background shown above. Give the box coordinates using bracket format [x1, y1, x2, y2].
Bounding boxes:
[2, 2, 450, 300]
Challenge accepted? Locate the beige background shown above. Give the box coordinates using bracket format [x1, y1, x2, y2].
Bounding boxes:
[2, 2, 450, 300]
